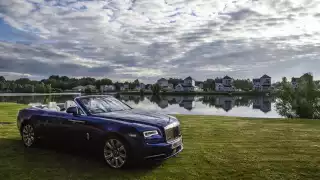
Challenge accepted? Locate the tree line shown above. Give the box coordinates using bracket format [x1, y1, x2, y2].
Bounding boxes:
[0, 75, 256, 93]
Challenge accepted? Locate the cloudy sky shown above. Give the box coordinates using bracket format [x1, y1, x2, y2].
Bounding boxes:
[0, 0, 320, 83]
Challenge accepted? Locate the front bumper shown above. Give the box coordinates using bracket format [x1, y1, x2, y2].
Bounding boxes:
[143, 137, 183, 160]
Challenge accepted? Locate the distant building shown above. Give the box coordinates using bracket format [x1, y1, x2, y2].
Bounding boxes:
[157, 78, 168, 88]
[120, 83, 129, 91]
[145, 84, 152, 91]
[101, 85, 116, 92]
[135, 83, 145, 91]
[252, 74, 271, 91]
[175, 76, 201, 92]
[72, 85, 96, 92]
[215, 76, 235, 92]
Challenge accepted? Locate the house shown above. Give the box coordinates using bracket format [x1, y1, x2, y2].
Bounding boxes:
[195, 81, 204, 89]
[72, 86, 86, 92]
[135, 83, 145, 91]
[72, 85, 96, 92]
[215, 76, 235, 92]
[145, 84, 152, 91]
[291, 77, 299, 89]
[157, 78, 168, 88]
[252, 74, 271, 91]
[101, 85, 116, 92]
[120, 83, 129, 91]
[174, 76, 197, 92]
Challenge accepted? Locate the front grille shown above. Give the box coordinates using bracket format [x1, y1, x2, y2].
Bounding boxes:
[165, 124, 181, 142]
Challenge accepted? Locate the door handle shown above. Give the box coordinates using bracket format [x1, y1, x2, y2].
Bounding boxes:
[68, 119, 85, 124]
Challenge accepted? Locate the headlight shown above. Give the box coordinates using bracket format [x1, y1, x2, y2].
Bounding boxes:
[143, 130, 159, 138]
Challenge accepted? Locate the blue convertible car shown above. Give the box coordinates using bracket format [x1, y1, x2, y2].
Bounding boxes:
[17, 95, 183, 168]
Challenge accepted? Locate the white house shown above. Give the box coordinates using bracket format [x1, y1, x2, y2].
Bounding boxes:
[252, 75, 271, 91]
[175, 76, 197, 92]
[72, 85, 96, 92]
[215, 76, 235, 92]
[157, 78, 168, 88]
[101, 85, 116, 92]
[120, 83, 129, 91]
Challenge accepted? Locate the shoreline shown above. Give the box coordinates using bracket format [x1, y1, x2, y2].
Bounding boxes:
[0, 92, 81, 96]
[118, 91, 272, 96]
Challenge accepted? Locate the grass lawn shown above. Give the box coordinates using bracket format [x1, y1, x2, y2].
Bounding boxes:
[0, 103, 320, 180]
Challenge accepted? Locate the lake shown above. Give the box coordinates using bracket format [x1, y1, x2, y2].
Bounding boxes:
[0, 94, 282, 118]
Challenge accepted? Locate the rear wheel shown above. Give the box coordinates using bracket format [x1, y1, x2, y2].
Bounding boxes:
[21, 123, 37, 147]
[103, 137, 130, 169]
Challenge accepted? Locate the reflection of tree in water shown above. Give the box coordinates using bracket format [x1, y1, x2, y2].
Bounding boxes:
[0, 95, 78, 105]
[140, 95, 145, 102]
[234, 96, 251, 107]
[201, 96, 216, 107]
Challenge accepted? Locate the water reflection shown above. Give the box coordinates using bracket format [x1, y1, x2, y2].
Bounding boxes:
[0, 94, 280, 118]
[118, 95, 276, 116]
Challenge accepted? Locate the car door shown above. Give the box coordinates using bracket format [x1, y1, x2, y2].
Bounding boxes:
[42, 111, 66, 140]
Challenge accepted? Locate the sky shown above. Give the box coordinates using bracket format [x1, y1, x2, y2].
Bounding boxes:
[0, 0, 320, 83]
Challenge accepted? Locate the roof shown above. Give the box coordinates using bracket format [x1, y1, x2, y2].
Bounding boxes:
[261, 74, 271, 78]
[182, 85, 195, 88]
[184, 76, 193, 80]
[215, 79, 223, 83]
[253, 78, 260, 82]
[157, 78, 167, 81]
[223, 76, 232, 79]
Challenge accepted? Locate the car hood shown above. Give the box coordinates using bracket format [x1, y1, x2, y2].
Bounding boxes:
[91, 109, 174, 127]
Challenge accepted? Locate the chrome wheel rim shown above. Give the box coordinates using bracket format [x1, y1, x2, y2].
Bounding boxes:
[104, 139, 127, 168]
[22, 124, 35, 147]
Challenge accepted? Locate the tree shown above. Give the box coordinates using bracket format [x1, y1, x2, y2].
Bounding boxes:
[0, 76, 5, 82]
[151, 84, 161, 95]
[233, 79, 252, 91]
[275, 73, 320, 119]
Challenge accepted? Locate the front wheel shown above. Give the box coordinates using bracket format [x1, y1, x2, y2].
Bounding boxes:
[103, 137, 130, 169]
[21, 123, 37, 147]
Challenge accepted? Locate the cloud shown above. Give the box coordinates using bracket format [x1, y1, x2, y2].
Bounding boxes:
[0, 0, 320, 82]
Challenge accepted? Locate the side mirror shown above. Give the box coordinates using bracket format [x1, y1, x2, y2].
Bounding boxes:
[66, 106, 79, 116]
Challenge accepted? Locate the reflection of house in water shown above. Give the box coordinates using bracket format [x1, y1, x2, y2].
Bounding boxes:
[120, 95, 130, 101]
[252, 97, 272, 113]
[158, 99, 169, 109]
[215, 96, 235, 112]
[178, 96, 195, 111]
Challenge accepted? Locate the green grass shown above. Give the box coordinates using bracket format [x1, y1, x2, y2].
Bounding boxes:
[1, 103, 320, 180]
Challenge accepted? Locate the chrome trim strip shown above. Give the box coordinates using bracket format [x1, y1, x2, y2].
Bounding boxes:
[68, 119, 85, 124]
[164, 121, 180, 130]
[144, 154, 166, 159]
[167, 136, 182, 144]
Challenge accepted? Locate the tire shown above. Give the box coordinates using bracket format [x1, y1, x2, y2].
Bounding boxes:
[21, 123, 38, 148]
[102, 136, 131, 169]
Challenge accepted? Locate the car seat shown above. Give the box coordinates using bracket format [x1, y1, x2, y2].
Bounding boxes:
[64, 100, 77, 111]
[47, 102, 60, 111]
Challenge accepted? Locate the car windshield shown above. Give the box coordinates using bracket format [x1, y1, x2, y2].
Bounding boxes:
[79, 96, 131, 114]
